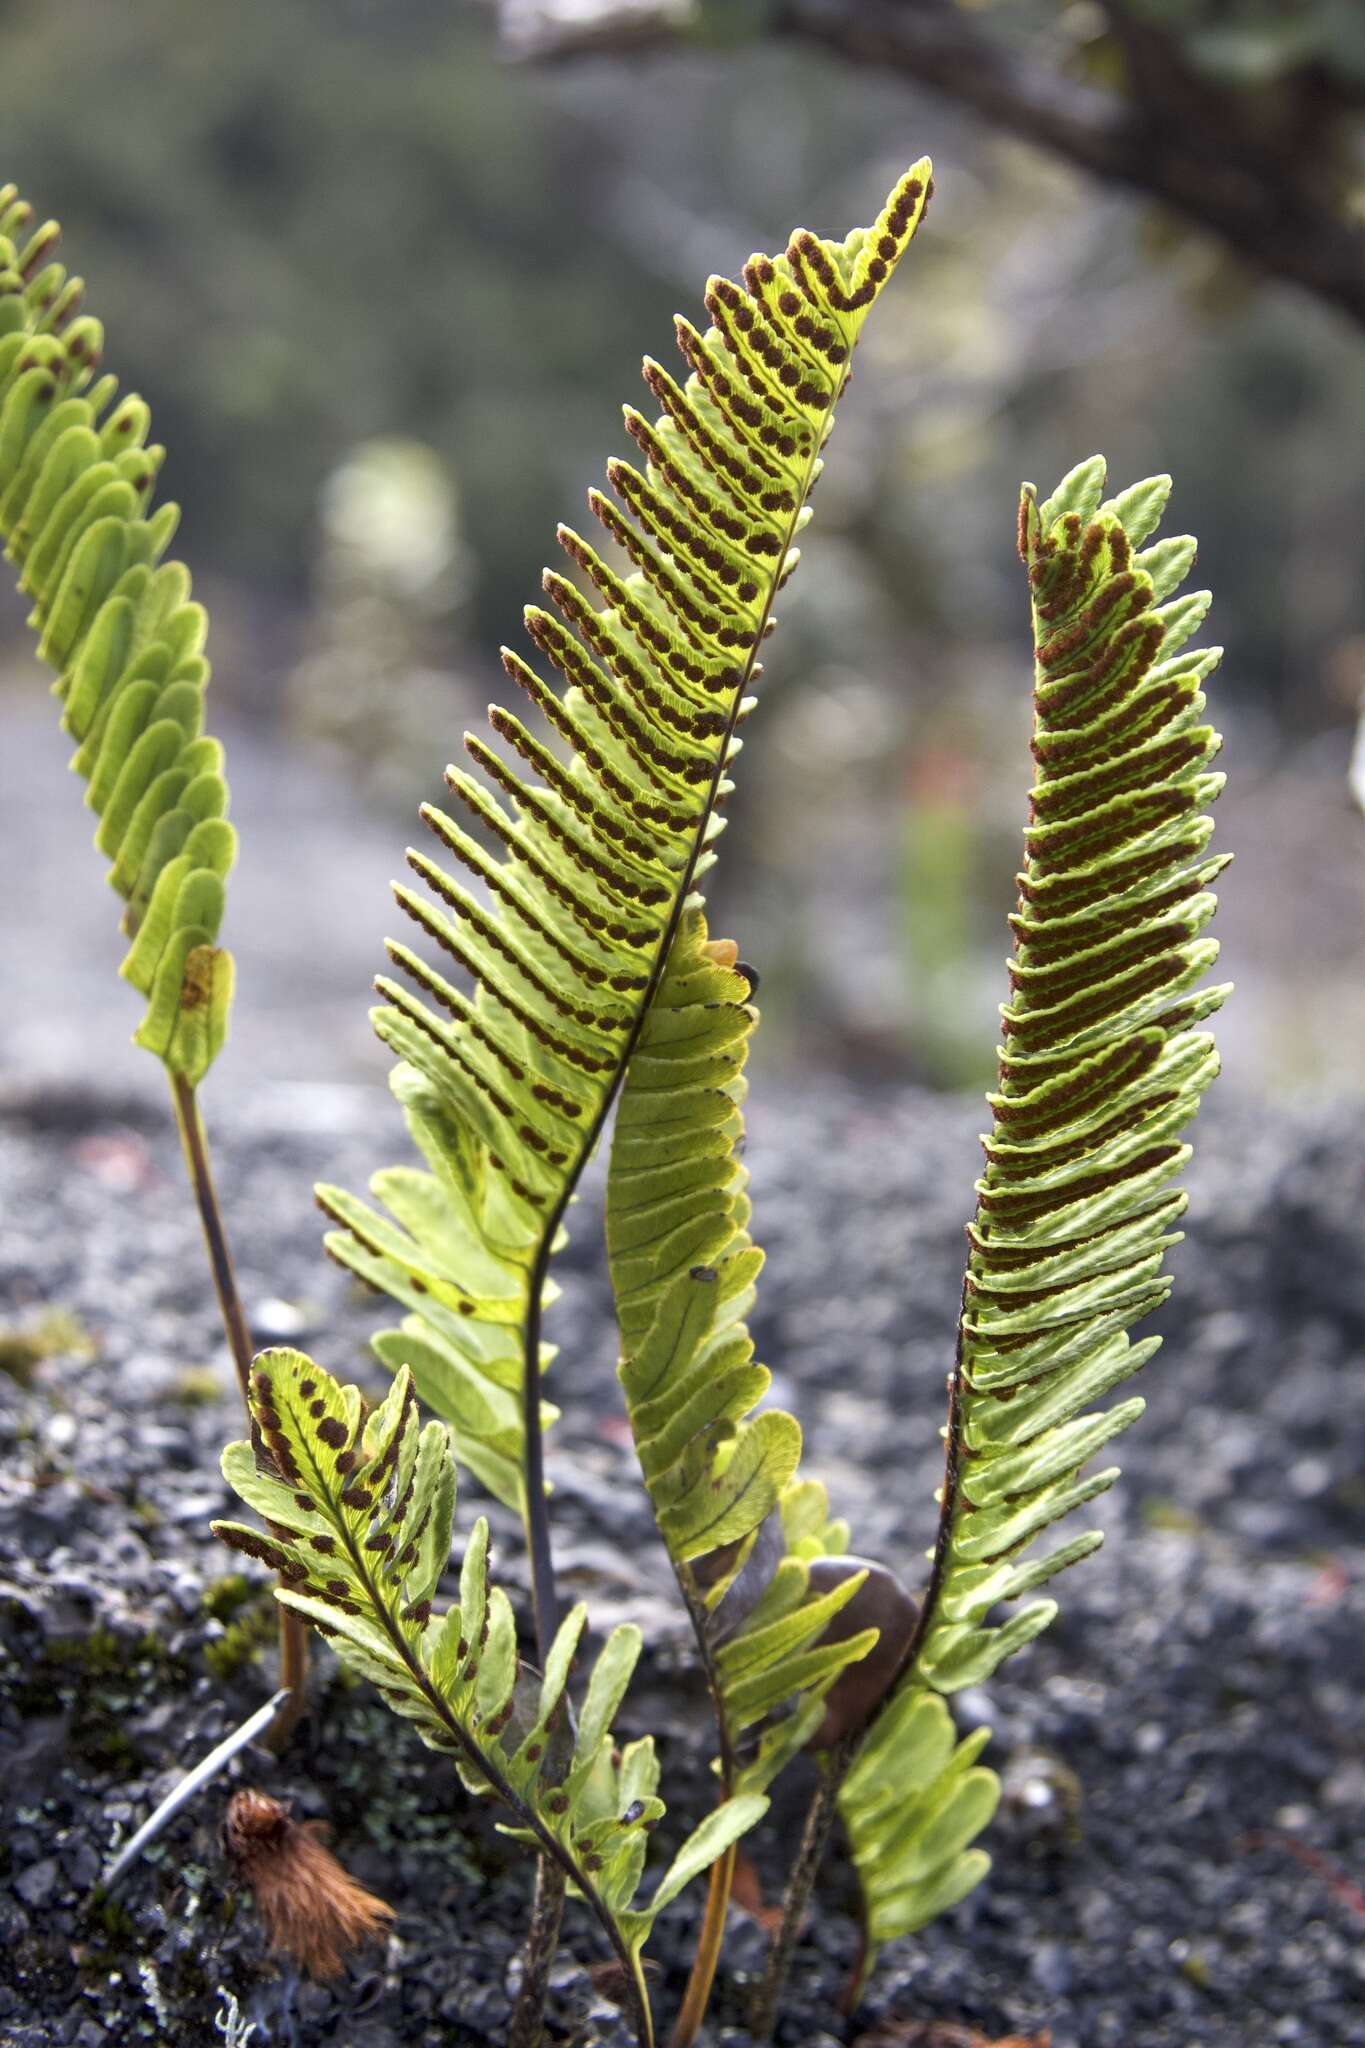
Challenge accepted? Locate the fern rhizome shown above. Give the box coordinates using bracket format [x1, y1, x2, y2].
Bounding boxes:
[3, 165, 1229, 2046]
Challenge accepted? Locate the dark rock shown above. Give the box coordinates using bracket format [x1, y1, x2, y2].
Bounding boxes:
[0, 1082, 1361, 2048]
[14, 1857, 59, 1907]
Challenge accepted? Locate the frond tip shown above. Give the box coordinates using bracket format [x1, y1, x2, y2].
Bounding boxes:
[0, 185, 235, 1083]
[914, 457, 1230, 1696]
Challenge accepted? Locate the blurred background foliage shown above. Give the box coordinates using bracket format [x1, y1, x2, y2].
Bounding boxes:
[1, 0, 1362, 1096]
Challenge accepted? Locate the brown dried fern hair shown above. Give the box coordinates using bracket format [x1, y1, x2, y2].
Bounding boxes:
[224, 1787, 393, 1979]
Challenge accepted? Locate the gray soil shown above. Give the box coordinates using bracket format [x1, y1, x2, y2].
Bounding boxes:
[0, 1076, 1362, 2048]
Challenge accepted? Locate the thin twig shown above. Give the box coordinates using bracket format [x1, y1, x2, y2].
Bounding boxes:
[499, 0, 1365, 329]
[99, 1688, 291, 1893]
[169, 1073, 307, 1748]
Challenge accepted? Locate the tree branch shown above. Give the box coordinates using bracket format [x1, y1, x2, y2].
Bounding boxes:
[497, 0, 1365, 329]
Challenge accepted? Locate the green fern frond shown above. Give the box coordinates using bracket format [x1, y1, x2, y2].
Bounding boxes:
[607, 912, 879, 1799]
[0, 186, 234, 1082]
[213, 1346, 764, 2047]
[837, 1685, 999, 1996]
[316, 166, 933, 1627]
[909, 457, 1229, 1697]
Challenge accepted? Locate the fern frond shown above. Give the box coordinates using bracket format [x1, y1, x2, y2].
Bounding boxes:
[0, 186, 234, 1082]
[317, 166, 933, 1635]
[837, 1685, 998, 1995]
[607, 912, 880, 1803]
[909, 457, 1229, 1697]
[213, 1347, 764, 2047]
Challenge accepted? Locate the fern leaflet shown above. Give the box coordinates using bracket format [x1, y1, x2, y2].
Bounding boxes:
[317, 164, 934, 1644]
[0, 186, 234, 1082]
[213, 1347, 764, 2048]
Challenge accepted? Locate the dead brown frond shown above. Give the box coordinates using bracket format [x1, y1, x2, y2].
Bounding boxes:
[224, 1787, 394, 1978]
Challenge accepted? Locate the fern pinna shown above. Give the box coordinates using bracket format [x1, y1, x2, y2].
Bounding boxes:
[212, 1349, 764, 2048]
[316, 162, 934, 1661]
[744, 458, 1229, 2030]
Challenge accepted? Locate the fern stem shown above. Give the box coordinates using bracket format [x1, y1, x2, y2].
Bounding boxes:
[169, 1075, 254, 1404]
[508, 1856, 566, 2048]
[668, 1573, 739, 2044]
[748, 1294, 970, 2033]
[669, 1833, 736, 2048]
[520, 1276, 560, 1662]
[891, 1278, 969, 1689]
[169, 1074, 307, 1748]
[747, 1745, 852, 2044]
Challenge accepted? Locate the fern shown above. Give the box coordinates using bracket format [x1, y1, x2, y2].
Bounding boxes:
[606, 913, 880, 1783]
[315, 164, 934, 1652]
[9, 159, 1236, 2040]
[908, 455, 1227, 1696]
[0, 183, 311, 1729]
[775, 458, 1229, 2022]
[605, 919, 886, 2038]
[0, 185, 234, 1083]
[838, 1686, 998, 1987]
[213, 1347, 763, 2048]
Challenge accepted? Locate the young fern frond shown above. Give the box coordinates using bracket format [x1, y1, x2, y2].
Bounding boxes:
[316, 163, 933, 1651]
[908, 457, 1229, 1697]
[608, 914, 901, 2045]
[606, 913, 879, 1789]
[0, 182, 308, 1731]
[755, 459, 1229, 2031]
[0, 185, 234, 1083]
[213, 1348, 765, 2048]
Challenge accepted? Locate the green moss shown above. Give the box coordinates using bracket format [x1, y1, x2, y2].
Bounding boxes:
[204, 1590, 276, 1681]
[48, 1623, 126, 1674]
[0, 1305, 93, 1383]
[10, 1628, 187, 1773]
[171, 1366, 225, 1407]
[1141, 1497, 1206, 1534]
[200, 1573, 255, 1623]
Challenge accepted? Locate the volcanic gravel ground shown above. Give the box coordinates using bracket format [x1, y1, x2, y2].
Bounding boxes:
[0, 1078, 1362, 2048]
